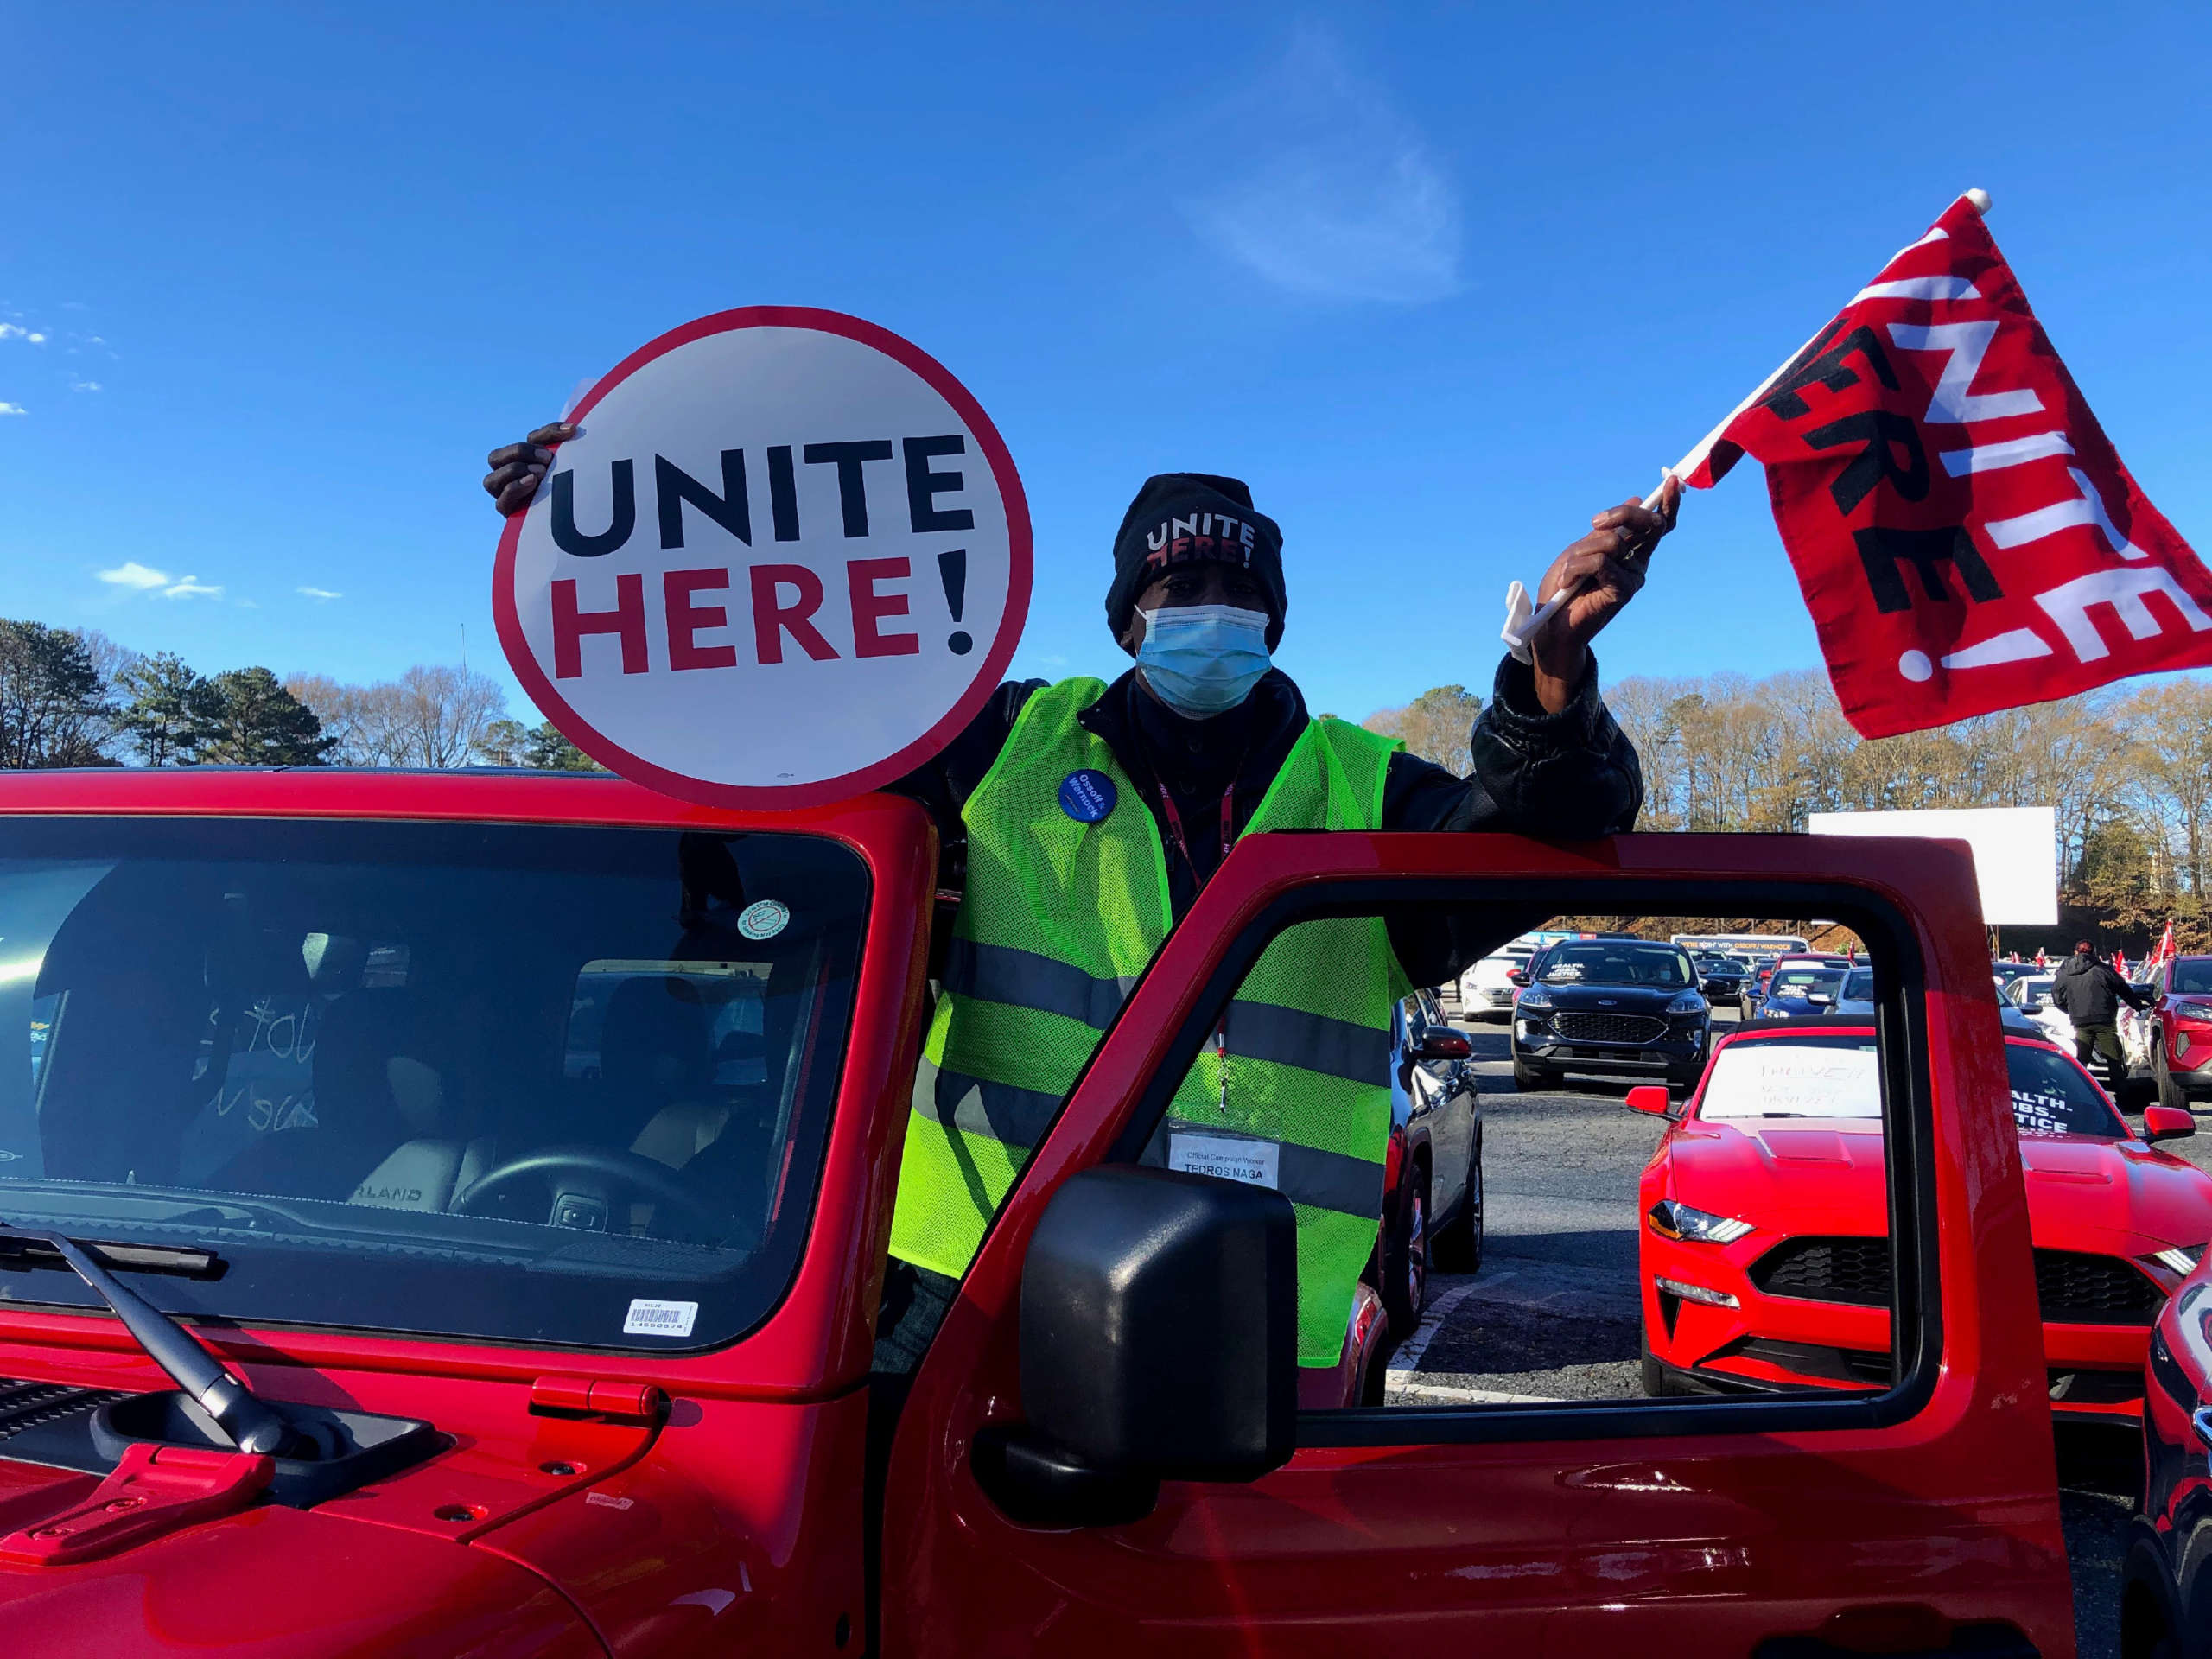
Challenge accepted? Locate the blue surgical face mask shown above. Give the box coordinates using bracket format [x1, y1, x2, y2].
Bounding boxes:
[1135, 603, 1273, 719]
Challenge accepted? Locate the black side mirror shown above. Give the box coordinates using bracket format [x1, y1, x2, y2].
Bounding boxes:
[972, 1166, 1297, 1528]
[1412, 1029, 1473, 1061]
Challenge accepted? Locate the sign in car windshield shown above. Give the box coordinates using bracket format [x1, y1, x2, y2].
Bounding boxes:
[496, 307, 1032, 807]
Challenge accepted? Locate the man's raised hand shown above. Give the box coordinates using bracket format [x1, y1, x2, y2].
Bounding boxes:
[482, 422, 576, 516]
[1527, 475, 1682, 713]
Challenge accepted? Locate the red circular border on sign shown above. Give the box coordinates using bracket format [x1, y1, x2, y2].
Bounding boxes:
[493, 306, 1034, 809]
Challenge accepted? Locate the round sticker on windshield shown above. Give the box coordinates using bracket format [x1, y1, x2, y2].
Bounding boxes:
[737, 900, 790, 941]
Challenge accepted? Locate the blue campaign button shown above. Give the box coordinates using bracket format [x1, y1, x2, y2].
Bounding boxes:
[1058, 768, 1117, 824]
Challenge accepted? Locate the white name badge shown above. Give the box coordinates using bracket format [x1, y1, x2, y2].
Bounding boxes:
[1169, 1132, 1281, 1190]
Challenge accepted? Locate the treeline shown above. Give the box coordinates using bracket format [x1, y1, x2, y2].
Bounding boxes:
[1365, 670, 2212, 953]
[1608, 670, 2212, 950]
[0, 619, 596, 772]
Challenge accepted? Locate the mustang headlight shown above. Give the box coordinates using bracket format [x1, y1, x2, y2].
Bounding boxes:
[1516, 984, 1553, 1009]
[1664, 990, 1707, 1015]
[2145, 1243, 2209, 1277]
[1647, 1199, 1753, 1244]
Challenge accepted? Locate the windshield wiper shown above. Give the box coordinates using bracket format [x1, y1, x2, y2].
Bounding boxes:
[1, 1224, 294, 1456]
[0, 1234, 220, 1279]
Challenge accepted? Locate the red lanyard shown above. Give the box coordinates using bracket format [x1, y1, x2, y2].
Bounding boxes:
[1155, 783, 1238, 876]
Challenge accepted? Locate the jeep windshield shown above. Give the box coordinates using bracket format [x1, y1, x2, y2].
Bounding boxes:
[0, 817, 865, 1351]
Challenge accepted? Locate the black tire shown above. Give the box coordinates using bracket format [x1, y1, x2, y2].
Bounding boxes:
[1380, 1170, 1431, 1342]
[1431, 1135, 1484, 1275]
[2158, 1038, 2192, 1114]
[1512, 1057, 1554, 1091]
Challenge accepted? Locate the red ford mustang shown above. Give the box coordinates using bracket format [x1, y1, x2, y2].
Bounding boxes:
[1637, 1017, 2212, 1419]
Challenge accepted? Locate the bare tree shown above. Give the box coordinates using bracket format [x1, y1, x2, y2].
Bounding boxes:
[286, 665, 509, 768]
[1362, 684, 1482, 776]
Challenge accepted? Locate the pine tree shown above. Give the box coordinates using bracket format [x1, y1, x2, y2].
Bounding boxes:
[195, 667, 335, 766]
[115, 652, 221, 766]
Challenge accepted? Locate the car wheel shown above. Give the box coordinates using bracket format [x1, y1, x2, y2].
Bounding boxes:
[1512, 1058, 1554, 1091]
[1381, 1170, 1430, 1341]
[1432, 1135, 1484, 1275]
[2158, 1038, 2192, 1114]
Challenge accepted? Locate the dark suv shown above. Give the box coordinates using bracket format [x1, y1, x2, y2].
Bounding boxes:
[1510, 938, 1711, 1093]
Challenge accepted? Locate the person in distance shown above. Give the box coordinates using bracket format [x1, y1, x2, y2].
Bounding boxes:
[486, 423, 1680, 1375]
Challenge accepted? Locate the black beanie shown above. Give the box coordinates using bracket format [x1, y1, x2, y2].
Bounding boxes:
[1106, 473, 1287, 652]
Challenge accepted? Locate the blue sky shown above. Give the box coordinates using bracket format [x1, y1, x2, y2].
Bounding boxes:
[3, 3, 2208, 721]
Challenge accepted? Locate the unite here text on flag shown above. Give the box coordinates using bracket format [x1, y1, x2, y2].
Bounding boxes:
[1685, 194, 2212, 739]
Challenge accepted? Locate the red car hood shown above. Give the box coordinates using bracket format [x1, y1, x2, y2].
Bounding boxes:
[1666, 1118, 2212, 1256]
[0, 1453, 602, 1656]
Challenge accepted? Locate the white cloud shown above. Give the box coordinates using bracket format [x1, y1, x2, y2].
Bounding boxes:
[1172, 26, 1464, 304]
[0, 403, 23, 416]
[0, 325, 45, 344]
[98, 560, 170, 589]
[70, 379, 100, 392]
[296, 585, 342, 601]
[162, 577, 222, 600]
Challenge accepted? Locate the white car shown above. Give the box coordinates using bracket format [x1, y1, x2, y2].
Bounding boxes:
[1459, 946, 1535, 1021]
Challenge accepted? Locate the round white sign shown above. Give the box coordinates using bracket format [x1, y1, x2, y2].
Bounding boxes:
[496, 308, 1031, 807]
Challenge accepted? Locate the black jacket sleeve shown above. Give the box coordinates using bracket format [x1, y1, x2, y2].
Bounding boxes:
[1381, 652, 1643, 837]
[1381, 652, 1645, 989]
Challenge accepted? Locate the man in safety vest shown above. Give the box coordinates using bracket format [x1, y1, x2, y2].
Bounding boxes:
[486, 430, 1674, 1373]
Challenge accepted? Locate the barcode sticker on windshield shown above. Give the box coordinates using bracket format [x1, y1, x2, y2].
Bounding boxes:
[1169, 1132, 1280, 1190]
[623, 1298, 699, 1338]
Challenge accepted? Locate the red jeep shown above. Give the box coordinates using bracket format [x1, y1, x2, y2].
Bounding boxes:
[0, 771, 2075, 1655]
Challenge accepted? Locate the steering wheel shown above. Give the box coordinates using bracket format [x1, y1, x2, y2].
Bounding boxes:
[452, 1144, 728, 1240]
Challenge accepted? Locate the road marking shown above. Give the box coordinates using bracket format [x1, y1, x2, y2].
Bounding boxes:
[1389, 1379, 1565, 1407]
[1386, 1281, 1479, 1379]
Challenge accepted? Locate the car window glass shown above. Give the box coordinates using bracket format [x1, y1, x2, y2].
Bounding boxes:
[2005, 1042, 2127, 1137]
[1135, 907, 1909, 1421]
[0, 819, 865, 1351]
[1698, 1034, 1881, 1120]
[2175, 963, 2212, 996]
[1842, 969, 1875, 1000]
[1537, 943, 1692, 987]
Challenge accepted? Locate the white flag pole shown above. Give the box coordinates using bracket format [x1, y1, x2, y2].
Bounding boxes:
[1500, 188, 1993, 659]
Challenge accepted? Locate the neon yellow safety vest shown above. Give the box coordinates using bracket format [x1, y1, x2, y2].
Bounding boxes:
[888, 677, 1408, 1368]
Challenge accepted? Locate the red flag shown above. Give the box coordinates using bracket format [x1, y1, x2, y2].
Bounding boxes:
[1685, 195, 2212, 738]
[2115, 950, 2130, 976]
[2151, 920, 2177, 974]
[2035, 948, 2049, 969]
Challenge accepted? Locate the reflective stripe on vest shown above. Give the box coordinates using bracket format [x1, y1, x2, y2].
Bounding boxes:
[887, 677, 1407, 1368]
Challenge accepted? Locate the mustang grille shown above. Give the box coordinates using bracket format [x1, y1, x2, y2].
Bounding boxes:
[2034, 1249, 2164, 1325]
[1550, 1012, 1667, 1045]
[1751, 1236, 1893, 1306]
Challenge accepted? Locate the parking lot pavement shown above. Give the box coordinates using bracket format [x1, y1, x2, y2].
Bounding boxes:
[1397, 1005, 2154, 1659]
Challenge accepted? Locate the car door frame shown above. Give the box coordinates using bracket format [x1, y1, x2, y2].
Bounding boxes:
[878, 830, 2072, 1658]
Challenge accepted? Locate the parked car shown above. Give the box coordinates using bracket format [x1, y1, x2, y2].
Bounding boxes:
[1834, 966, 1878, 1016]
[1753, 950, 1850, 1000]
[1753, 963, 1849, 1020]
[1636, 1019, 2209, 1420]
[1374, 991, 1484, 1342]
[0, 772, 2080, 1652]
[1511, 937, 1711, 1093]
[1692, 953, 1752, 1013]
[1457, 944, 1535, 1022]
[2131, 1241, 2212, 1653]
[1993, 961, 2038, 990]
[2147, 955, 2212, 1111]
